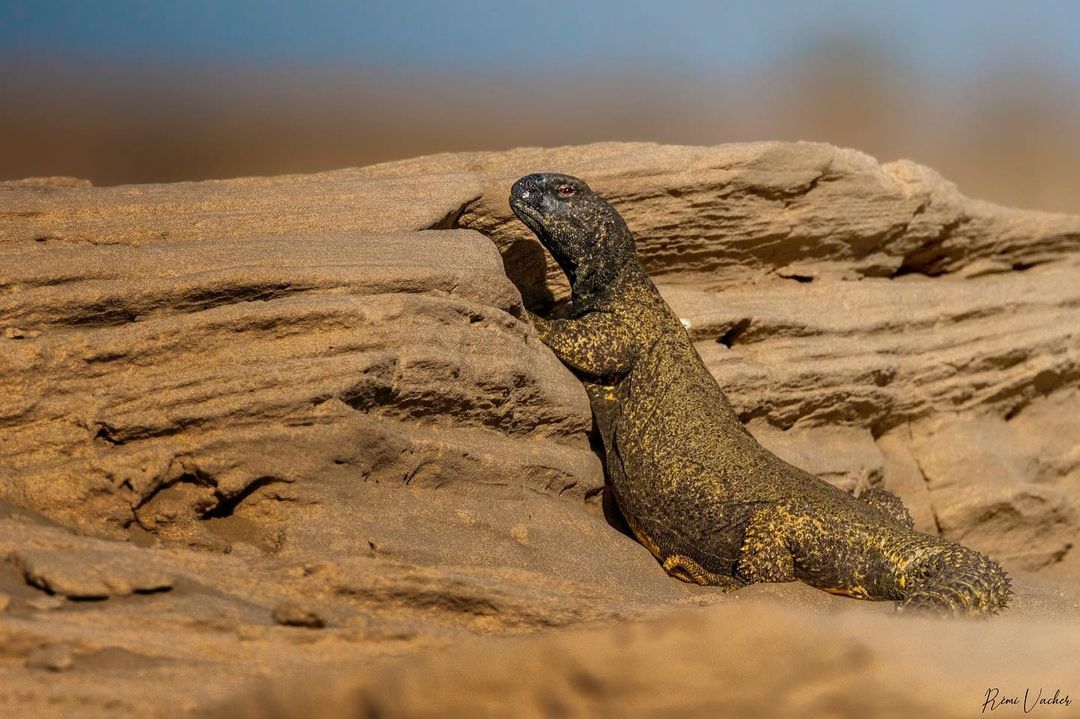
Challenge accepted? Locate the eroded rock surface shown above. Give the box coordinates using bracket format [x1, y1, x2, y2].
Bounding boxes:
[1, 142, 1078, 717]
[1, 229, 599, 546]
[11, 545, 172, 599]
[360, 142, 1080, 303]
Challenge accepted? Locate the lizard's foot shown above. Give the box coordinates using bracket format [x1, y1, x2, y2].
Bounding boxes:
[736, 505, 797, 583]
[899, 544, 1012, 616]
[662, 554, 742, 589]
[858, 487, 915, 529]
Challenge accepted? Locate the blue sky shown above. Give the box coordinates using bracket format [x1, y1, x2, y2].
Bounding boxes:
[3, 1, 1079, 79]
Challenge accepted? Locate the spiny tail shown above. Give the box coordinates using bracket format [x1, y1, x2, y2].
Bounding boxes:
[899, 542, 1012, 616]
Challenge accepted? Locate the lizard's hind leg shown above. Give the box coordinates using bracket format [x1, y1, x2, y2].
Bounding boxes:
[858, 487, 915, 529]
[736, 505, 799, 584]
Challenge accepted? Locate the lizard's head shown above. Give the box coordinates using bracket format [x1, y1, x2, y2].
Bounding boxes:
[509, 173, 634, 280]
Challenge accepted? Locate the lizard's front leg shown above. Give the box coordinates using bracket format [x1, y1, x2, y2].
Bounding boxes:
[528, 310, 638, 382]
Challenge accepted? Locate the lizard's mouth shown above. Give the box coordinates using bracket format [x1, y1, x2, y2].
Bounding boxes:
[509, 196, 546, 234]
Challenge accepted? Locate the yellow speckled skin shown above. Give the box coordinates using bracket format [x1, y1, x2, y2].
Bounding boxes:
[511, 173, 1011, 615]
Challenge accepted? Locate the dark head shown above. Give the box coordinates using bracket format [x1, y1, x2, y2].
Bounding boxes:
[509, 173, 636, 292]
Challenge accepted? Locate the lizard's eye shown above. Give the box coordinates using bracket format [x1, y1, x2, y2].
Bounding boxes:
[557, 185, 576, 198]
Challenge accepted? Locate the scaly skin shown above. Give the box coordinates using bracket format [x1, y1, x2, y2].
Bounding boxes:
[510, 172, 1011, 615]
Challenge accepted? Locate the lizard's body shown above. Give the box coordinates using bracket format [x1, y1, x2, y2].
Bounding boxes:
[511, 172, 1011, 614]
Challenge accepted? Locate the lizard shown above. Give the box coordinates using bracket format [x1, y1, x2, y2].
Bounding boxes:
[509, 172, 1011, 615]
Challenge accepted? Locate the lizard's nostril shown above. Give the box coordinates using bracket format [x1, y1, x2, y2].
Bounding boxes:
[511, 175, 538, 199]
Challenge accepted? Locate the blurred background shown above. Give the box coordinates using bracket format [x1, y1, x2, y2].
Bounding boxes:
[3, 1, 1078, 212]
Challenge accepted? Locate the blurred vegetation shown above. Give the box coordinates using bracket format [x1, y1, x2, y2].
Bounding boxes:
[4, 37, 1079, 213]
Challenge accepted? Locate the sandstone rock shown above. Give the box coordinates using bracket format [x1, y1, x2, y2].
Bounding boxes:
[665, 261, 1079, 430]
[0, 509, 673, 716]
[0, 169, 479, 245]
[272, 603, 325, 629]
[26, 643, 75, 672]
[11, 546, 173, 599]
[874, 426, 938, 534]
[360, 141, 1080, 306]
[906, 394, 1079, 570]
[745, 421, 884, 494]
[25, 595, 65, 611]
[0, 141, 1077, 718]
[0, 229, 599, 546]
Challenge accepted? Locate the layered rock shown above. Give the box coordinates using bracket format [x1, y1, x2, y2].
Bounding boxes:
[359, 142, 1079, 302]
[0, 229, 599, 545]
[1, 141, 1078, 717]
[367, 140, 1079, 569]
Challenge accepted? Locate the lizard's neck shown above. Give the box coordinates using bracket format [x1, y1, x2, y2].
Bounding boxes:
[570, 250, 647, 316]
